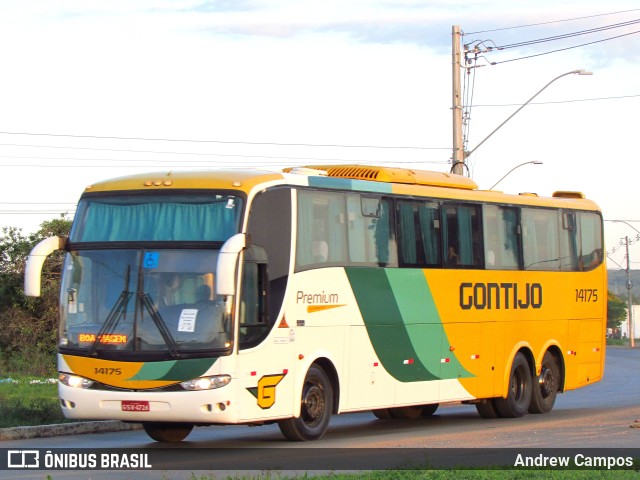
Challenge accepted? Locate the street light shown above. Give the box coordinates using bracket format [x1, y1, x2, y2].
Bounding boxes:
[462, 69, 593, 164]
[489, 160, 543, 190]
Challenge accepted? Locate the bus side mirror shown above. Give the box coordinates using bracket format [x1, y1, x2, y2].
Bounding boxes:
[24, 236, 66, 297]
[216, 233, 247, 297]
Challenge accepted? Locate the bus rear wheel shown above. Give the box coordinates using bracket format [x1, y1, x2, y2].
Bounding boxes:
[422, 403, 439, 416]
[142, 422, 193, 442]
[373, 408, 393, 419]
[528, 351, 560, 414]
[493, 352, 532, 418]
[278, 364, 333, 441]
[475, 399, 500, 418]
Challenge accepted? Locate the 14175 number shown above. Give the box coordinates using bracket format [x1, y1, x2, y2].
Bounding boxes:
[575, 289, 598, 302]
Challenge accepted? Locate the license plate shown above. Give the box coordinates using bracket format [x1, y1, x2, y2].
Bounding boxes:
[121, 400, 150, 412]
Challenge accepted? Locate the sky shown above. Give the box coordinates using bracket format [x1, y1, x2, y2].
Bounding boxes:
[0, 1, 639, 270]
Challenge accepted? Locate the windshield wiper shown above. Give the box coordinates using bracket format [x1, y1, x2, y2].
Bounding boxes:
[136, 258, 180, 357]
[89, 266, 133, 356]
[138, 292, 180, 357]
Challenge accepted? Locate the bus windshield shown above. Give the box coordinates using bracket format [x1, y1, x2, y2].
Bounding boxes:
[69, 194, 243, 243]
[59, 249, 231, 356]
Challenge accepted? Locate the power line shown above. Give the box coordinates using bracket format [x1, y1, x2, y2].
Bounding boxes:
[489, 28, 640, 65]
[0, 131, 443, 152]
[465, 93, 640, 108]
[465, 8, 640, 35]
[484, 18, 640, 50]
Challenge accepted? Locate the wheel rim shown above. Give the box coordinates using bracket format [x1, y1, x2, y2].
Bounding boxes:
[538, 365, 556, 399]
[301, 381, 325, 427]
[511, 365, 528, 402]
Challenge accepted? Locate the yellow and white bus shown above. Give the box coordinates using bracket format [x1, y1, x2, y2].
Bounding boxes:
[25, 164, 606, 442]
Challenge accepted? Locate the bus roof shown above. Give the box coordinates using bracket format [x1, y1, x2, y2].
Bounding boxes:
[284, 165, 479, 190]
[80, 165, 599, 212]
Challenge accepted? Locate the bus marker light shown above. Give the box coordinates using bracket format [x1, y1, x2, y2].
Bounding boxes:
[403, 359, 414, 365]
[373, 362, 379, 367]
[251, 371, 257, 376]
[298, 354, 304, 360]
[470, 354, 480, 360]
[283, 369, 288, 374]
[441, 358, 450, 363]
[449, 346, 455, 351]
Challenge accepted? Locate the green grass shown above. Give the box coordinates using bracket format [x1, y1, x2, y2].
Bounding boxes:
[0, 375, 69, 428]
[186, 469, 639, 479]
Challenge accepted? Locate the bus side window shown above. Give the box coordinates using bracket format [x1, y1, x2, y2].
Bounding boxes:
[347, 195, 397, 267]
[397, 200, 440, 267]
[522, 208, 561, 271]
[483, 205, 520, 270]
[579, 212, 603, 270]
[442, 203, 482, 268]
[296, 190, 347, 270]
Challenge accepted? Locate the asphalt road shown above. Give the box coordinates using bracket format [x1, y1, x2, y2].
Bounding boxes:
[2, 346, 639, 478]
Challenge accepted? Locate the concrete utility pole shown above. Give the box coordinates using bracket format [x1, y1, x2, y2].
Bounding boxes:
[626, 236, 635, 347]
[451, 25, 464, 175]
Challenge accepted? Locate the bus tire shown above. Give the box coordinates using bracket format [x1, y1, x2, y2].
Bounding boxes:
[278, 364, 333, 441]
[528, 351, 560, 414]
[422, 403, 439, 416]
[475, 399, 500, 418]
[389, 406, 423, 419]
[373, 408, 393, 419]
[142, 422, 193, 442]
[493, 352, 532, 418]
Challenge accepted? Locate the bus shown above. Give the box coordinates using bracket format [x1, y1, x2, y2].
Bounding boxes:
[24, 164, 606, 442]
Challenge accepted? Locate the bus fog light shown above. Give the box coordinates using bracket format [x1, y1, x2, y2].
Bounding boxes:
[59, 373, 94, 389]
[180, 375, 231, 391]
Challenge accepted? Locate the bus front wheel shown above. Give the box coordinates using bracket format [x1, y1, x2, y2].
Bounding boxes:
[528, 351, 560, 414]
[142, 422, 193, 442]
[278, 364, 333, 441]
[493, 352, 532, 418]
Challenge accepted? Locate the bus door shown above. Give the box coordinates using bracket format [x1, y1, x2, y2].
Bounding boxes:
[235, 247, 294, 422]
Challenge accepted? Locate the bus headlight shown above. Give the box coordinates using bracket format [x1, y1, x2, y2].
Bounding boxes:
[59, 373, 94, 389]
[180, 375, 231, 391]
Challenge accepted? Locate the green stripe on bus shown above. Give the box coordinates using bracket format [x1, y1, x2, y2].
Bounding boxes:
[345, 268, 439, 382]
[385, 269, 472, 380]
[346, 268, 472, 382]
[130, 357, 217, 381]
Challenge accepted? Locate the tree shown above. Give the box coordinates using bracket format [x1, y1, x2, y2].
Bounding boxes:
[607, 291, 627, 331]
[0, 216, 72, 375]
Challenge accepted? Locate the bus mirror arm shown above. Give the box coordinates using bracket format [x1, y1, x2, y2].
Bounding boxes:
[216, 233, 247, 297]
[24, 236, 67, 297]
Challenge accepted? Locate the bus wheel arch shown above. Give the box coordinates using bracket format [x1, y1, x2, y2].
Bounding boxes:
[312, 357, 340, 414]
[278, 361, 336, 441]
[494, 350, 533, 418]
[528, 348, 562, 414]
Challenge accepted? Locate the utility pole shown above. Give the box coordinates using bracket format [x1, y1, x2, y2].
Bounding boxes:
[451, 25, 464, 175]
[626, 236, 635, 347]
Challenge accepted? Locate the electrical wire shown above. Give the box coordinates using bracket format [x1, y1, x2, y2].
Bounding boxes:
[464, 93, 640, 108]
[0, 131, 442, 152]
[490, 18, 640, 50]
[465, 8, 640, 35]
[490, 28, 640, 65]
